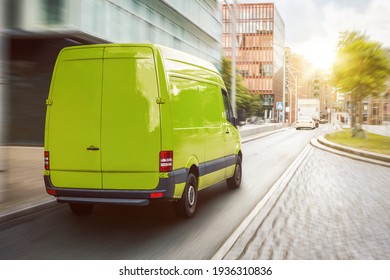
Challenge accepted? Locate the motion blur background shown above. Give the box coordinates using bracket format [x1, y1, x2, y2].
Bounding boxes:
[0, 0, 223, 146]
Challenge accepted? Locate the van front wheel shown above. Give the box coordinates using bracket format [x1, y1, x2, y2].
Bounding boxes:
[174, 173, 198, 218]
[69, 203, 94, 215]
[227, 156, 242, 189]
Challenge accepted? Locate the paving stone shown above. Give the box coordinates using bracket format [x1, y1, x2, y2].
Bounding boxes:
[224, 146, 390, 260]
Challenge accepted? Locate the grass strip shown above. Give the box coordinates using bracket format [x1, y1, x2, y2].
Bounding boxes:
[325, 129, 390, 155]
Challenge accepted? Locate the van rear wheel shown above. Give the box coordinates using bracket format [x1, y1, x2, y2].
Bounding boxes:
[174, 173, 198, 218]
[69, 203, 94, 215]
[227, 155, 242, 189]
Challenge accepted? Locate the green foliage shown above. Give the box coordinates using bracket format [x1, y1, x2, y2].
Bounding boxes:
[331, 31, 390, 130]
[221, 57, 261, 117]
[332, 31, 390, 102]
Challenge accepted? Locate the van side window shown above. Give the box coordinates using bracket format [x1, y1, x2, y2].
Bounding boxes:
[222, 89, 234, 125]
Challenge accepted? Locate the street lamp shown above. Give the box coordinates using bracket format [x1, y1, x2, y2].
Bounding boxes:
[285, 62, 308, 123]
[271, 40, 286, 123]
[285, 83, 293, 122]
[287, 66, 298, 121]
[285, 74, 299, 123]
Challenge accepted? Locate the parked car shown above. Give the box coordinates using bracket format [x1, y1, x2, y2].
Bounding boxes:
[313, 118, 320, 128]
[296, 116, 316, 130]
[319, 118, 328, 124]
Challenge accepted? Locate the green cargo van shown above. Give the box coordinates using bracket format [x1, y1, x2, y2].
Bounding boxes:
[44, 44, 242, 217]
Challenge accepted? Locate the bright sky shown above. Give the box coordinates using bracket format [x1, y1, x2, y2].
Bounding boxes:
[237, 0, 390, 71]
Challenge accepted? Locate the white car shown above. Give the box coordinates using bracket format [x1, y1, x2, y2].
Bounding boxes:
[296, 116, 316, 130]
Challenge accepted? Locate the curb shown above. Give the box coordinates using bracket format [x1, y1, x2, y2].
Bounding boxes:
[239, 123, 288, 138]
[211, 144, 312, 260]
[241, 127, 290, 143]
[313, 136, 390, 167]
[0, 199, 58, 225]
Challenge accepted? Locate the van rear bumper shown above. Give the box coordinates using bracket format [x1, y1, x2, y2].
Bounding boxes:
[44, 174, 180, 206]
[57, 196, 151, 206]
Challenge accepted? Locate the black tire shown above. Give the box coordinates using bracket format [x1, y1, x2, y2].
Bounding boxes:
[174, 173, 198, 218]
[69, 203, 94, 216]
[227, 155, 242, 189]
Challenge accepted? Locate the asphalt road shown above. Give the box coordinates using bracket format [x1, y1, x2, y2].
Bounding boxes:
[0, 126, 325, 260]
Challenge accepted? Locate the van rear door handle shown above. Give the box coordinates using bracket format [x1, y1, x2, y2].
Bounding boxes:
[226, 129, 230, 134]
[87, 146, 100, 151]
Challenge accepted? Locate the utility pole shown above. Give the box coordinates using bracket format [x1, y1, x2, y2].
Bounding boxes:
[0, 0, 8, 202]
[286, 64, 299, 123]
[282, 46, 286, 123]
[271, 41, 286, 123]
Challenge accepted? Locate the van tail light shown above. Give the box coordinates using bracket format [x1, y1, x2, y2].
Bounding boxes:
[47, 188, 57, 196]
[160, 150, 173, 172]
[44, 151, 50, 170]
[150, 192, 164, 199]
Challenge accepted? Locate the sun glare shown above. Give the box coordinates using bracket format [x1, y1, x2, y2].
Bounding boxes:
[295, 39, 337, 72]
[307, 50, 335, 71]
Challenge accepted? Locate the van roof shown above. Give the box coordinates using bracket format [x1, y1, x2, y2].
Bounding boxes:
[59, 43, 219, 74]
[156, 45, 219, 74]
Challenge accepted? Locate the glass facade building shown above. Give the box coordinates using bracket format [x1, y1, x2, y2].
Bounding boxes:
[222, 2, 285, 119]
[3, 0, 222, 145]
[7, 0, 222, 65]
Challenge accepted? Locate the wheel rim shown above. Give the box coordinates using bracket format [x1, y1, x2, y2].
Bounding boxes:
[187, 184, 195, 206]
[235, 164, 241, 184]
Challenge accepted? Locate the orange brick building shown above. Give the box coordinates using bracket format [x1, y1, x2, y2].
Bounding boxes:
[223, 2, 285, 120]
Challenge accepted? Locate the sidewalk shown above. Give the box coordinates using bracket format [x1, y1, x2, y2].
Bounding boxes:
[0, 146, 56, 223]
[362, 124, 390, 137]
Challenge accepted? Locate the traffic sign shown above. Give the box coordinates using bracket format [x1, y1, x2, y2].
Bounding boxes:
[276, 102, 284, 111]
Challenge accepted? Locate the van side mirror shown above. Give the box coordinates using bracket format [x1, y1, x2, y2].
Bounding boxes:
[237, 109, 246, 126]
[233, 116, 238, 127]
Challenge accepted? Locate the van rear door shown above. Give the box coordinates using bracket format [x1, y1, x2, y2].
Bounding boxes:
[47, 47, 104, 189]
[47, 46, 161, 191]
[101, 46, 161, 190]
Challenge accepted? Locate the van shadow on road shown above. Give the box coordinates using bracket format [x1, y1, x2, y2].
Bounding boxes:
[0, 180, 238, 259]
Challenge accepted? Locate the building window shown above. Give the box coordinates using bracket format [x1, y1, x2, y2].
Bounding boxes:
[384, 103, 390, 121]
[373, 103, 379, 116]
[262, 94, 274, 106]
[239, 70, 249, 78]
[260, 63, 273, 77]
[43, 0, 64, 24]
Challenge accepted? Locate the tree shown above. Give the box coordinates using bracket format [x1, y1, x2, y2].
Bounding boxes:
[221, 57, 262, 117]
[331, 31, 390, 136]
